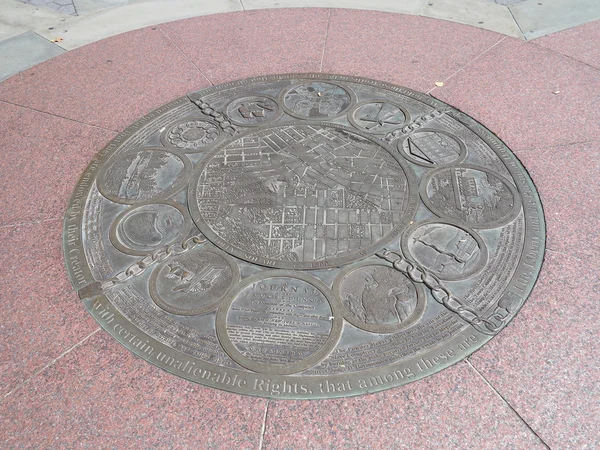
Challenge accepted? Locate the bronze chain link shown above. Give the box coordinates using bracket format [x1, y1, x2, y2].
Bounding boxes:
[384, 108, 450, 143]
[376, 249, 507, 335]
[101, 234, 207, 289]
[78, 234, 207, 300]
[191, 99, 237, 135]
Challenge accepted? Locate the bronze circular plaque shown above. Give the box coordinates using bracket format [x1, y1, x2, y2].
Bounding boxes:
[160, 118, 223, 152]
[149, 248, 239, 316]
[400, 218, 488, 281]
[216, 271, 342, 375]
[347, 100, 411, 135]
[63, 74, 545, 399]
[397, 128, 467, 167]
[333, 261, 426, 334]
[225, 95, 283, 127]
[109, 200, 192, 256]
[96, 147, 192, 204]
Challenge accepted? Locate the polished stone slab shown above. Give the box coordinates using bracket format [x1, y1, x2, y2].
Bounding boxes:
[0, 332, 268, 448]
[322, 10, 505, 93]
[469, 249, 600, 448]
[0, 220, 99, 396]
[433, 38, 600, 152]
[0, 26, 211, 130]
[535, 19, 600, 69]
[263, 362, 547, 449]
[0, 101, 115, 225]
[160, 9, 329, 84]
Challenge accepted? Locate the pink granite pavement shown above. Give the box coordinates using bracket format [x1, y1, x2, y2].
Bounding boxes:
[0, 8, 598, 449]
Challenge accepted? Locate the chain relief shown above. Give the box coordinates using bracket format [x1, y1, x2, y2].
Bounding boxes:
[384, 108, 450, 143]
[376, 249, 510, 335]
[191, 99, 238, 136]
[77, 234, 207, 300]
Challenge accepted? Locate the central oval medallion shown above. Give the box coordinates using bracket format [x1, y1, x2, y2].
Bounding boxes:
[188, 123, 418, 269]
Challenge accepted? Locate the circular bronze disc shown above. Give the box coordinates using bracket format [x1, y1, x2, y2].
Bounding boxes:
[160, 118, 223, 153]
[333, 261, 426, 334]
[63, 74, 545, 399]
[347, 100, 411, 135]
[225, 95, 283, 127]
[109, 200, 192, 256]
[149, 247, 240, 316]
[400, 218, 488, 281]
[216, 271, 343, 375]
[96, 147, 192, 205]
[397, 128, 467, 167]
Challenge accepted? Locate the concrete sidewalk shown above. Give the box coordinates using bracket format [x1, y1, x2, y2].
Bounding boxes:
[0, 3, 598, 449]
[2, 0, 600, 81]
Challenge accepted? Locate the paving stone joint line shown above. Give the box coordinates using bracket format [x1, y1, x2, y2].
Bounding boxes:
[258, 401, 270, 450]
[156, 25, 214, 86]
[530, 40, 600, 72]
[465, 360, 552, 450]
[427, 35, 508, 95]
[1, 328, 101, 402]
[0, 99, 120, 132]
[318, 8, 332, 73]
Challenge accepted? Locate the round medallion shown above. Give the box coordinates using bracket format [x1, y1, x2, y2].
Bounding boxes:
[420, 164, 521, 229]
[398, 129, 467, 167]
[64, 74, 545, 399]
[348, 101, 410, 134]
[225, 95, 282, 127]
[97, 147, 191, 204]
[216, 271, 342, 375]
[281, 81, 355, 120]
[400, 219, 488, 281]
[187, 123, 418, 269]
[161, 118, 221, 152]
[109, 201, 192, 256]
[333, 262, 425, 333]
[149, 248, 239, 316]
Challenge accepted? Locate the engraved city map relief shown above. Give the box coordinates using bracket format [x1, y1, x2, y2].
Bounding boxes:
[64, 74, 545, 399]
[188, 124, 416, 269]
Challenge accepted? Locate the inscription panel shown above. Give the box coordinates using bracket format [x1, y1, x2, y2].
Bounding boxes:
[63, 74, 545, 399]
[216, 272, 342, 375]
